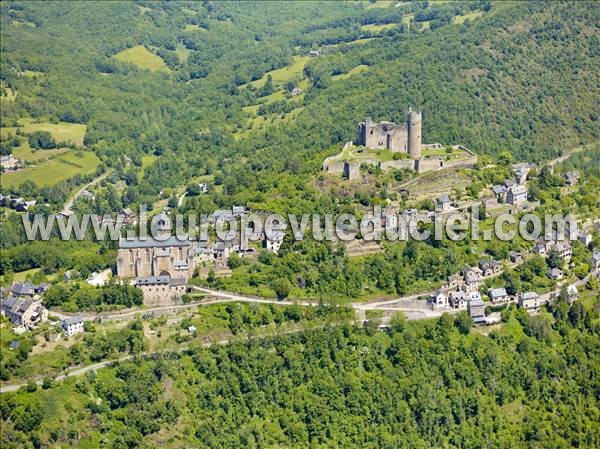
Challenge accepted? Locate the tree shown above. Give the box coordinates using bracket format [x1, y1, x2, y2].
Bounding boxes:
[390, 311, 407, 333]
[547, 249, 563, 269]
[454, 311, 472, 335]
[568, 301, 586, 328]
[28, 131, 57, 150]
[272, 278, 291, 299]
[524, 314, 553, 341]
[227, 253, 243, 269]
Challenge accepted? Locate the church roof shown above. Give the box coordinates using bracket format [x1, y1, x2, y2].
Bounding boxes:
[119, 236, 191, 249]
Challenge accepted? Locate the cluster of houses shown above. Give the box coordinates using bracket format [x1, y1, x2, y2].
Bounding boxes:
[0, 194, 37, 212]
[491, 166, 530, 205]
[0, 282, 49, 330]
[431, 260, 581, 324]
[1, 280, 87, 338]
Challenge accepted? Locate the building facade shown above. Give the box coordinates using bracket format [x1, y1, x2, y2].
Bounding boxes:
[117, 236, 195, 279]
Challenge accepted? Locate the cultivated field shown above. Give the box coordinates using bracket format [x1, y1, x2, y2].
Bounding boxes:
[113, 45, 171, 73]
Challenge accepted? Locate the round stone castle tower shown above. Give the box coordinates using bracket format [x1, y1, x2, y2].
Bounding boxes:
[407, 107, 422, 158]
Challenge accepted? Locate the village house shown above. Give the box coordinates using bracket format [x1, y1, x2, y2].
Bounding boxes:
[491, 184, 508, 202]
[80, 189, 95, 201]
[533, 238, 554, 256]
[1, 295, 48, 329]
[563, 170, 580, 186]
[449, 290, 481, 310]
[479, 259, 501, 277]
[468, 296, 486, 325]
[488, 287, 511, 304]
[577, 231, 593, 247]
[62, 316, 84, 337]
[9, 282, 36, 298]
[566, 284, 579, 303]
[58, 210, 75, 220]
[509, 251, 523, 264]
[518, 291, 540, 313]
[507, 185, 528, 205]
[592, 251, 600, 271]
[0, 154, 19, 169]
[513, 166, 530, 185]
[309, 50, 320, 57]
[462, 265, 482, 291]
[119, 208, 136, 225]
[15, 200, 36, 212]
[264, 231, 285, 254]
[435, 194, 452, 213]
[553, 241, 573, 262]
[430, 290, 448, 308]
[547, 267, 563, 280]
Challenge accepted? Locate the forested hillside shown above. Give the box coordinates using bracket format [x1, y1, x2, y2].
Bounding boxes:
[1, 305, 599, 448]
[1, 1, 598, 211]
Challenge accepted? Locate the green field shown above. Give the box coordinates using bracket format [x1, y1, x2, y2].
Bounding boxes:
[366, 0, 394, 9]
[332, 64, 369, 80]
[138, 154, 158, 177]
[2, 150, 100, 188]
[361, 23, 397, 33]
[21, 70, 43, 77]
[453, 11, 484, 24]
[113, 45, 171, 73]
[183, 23, 206, 32]
[17, 118, 87, 146]
[12, 141, 69, 162]
[175, 43, 191, 62]
[248, 55, 310, 89]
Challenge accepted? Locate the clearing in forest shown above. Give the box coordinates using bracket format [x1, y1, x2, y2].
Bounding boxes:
[17, 118, 87, 146]
[113, 45, 171, 73]
[360, 23, 397, 33]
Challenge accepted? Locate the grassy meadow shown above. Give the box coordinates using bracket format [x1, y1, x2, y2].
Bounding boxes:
[113, 45, 171, 73]
[2, 150, 100, 188]
[17, 118, 87, 146]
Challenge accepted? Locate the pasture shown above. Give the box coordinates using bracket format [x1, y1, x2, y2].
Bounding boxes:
[332, 64, 369, 81]
[2, 150, 100, 188]
[361, 23, 397, 33]
[138, 154, 158, 177]
[13, 141, 69, 162]
[247, 55, 310, 89]
[183, 24, 206, 32]
[17, 118, 87, 146]
[113, 45, 171, 73]
[454, 11, 485, 24]
[175, 43, 191, 62]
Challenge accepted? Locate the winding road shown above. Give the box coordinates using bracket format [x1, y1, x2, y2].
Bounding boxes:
[61, 170, 111, 215]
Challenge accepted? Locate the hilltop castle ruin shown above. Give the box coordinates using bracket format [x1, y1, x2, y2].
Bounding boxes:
[357, 107, 422, 158]
[323, 107, 478, 180]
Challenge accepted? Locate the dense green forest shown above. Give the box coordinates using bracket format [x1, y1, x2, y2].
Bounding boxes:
[2, 303, 599, 448]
